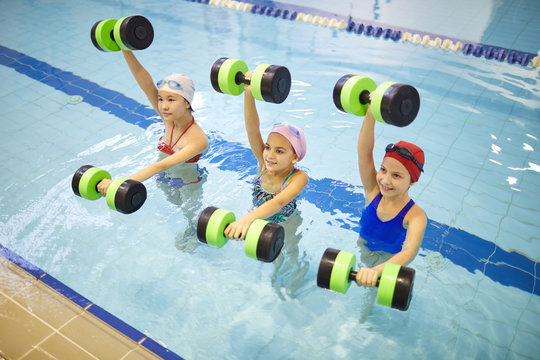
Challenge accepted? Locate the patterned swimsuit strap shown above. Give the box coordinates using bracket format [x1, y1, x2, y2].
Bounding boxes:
[255, 169, 295, 190]
[280, 169, 296, 190]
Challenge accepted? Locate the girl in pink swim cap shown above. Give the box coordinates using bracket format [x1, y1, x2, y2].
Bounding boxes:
[224, 71, 308, 240]
[97, 50, 208, 196]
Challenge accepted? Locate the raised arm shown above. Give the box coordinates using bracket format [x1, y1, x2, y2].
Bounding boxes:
[358, 107, 379, 202]
[122, 50, 159, 112]
[243, 72, 265, 167]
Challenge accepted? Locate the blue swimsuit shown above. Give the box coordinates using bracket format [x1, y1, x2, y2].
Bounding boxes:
[359, 192, 415, 254]
[252, 169, 297, 223]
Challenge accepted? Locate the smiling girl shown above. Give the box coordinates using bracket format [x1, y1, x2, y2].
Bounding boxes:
[355, 104, 427, 288]
[97, 50, 208, 196]
[224, 71, 308, 240]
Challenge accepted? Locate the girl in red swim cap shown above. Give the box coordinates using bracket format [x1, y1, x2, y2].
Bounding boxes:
[97, 50, 208, 196]
[355, 102, 427, 288]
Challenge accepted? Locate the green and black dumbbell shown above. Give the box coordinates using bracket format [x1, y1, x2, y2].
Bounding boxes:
[210, 57, 291, 104]
[197, 206, 284, 262]
[333, 75, 420, 127]
[317, 248, 415, 311]
[91, 15, 154, 52]
[71, 165, 147, 214]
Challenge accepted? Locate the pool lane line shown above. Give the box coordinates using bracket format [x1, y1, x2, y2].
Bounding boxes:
[0, 44, 537, 296]
[0, 244, 185, 360]
[188, 0, 540, 68]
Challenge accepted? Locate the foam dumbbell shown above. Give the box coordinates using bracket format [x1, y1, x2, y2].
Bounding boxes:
[196, 206, 284, 262]
[71, 165, 147, 214]
[317, 248, 415, 311]
[333, 75, 420, 127]
[210, 57, 291, 104]
[91, 15, 154, 52]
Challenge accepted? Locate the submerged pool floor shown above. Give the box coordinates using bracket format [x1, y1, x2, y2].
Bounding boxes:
[0, 0, 539, 359]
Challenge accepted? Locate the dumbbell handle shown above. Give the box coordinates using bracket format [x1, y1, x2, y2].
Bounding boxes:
[235, 72, 251, 86]
[359, 90, 371, 105]
[349, 270, 380, 287]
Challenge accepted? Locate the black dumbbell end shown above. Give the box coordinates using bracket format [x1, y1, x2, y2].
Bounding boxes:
[115, 180, 147, 214]
[90, 21, 102, 51]
[119, 15, 154, 50]
[210, 57, 229, 93]
[332, 74, 355, 112]
[391, 266, 415, 311]
[260, 65, 291, 104]
[316, 248, 341, 289]
[72, 165, 94, 197]
[380, 84, 420, 127]
[197, 207, 218, 243]
[256, 222, 284, 262]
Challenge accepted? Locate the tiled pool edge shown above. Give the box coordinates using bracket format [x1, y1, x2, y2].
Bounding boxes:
[0, 43, 538, 297]
[0, 243, 185, 360]
[188, 0, 540, 68]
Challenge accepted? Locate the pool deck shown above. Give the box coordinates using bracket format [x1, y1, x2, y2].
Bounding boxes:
[0, 244, 183, 360]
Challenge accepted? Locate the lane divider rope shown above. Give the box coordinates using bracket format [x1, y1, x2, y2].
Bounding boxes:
[188, 0, 539, 68]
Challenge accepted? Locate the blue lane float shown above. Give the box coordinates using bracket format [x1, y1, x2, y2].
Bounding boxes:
[1, 44, 537, 296]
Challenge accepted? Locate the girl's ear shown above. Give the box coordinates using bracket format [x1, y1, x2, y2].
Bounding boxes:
[291, 155, 298, 165]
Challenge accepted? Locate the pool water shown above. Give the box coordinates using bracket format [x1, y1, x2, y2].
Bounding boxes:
[0, 0, 539, 359]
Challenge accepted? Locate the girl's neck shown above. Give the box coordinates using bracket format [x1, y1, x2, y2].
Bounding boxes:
[167, 112, 192, 132]
[380, 191, 410, 207]
[265, 165, 295, 178]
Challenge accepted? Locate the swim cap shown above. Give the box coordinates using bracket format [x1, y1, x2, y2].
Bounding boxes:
[157, 73, 195, 105]
[270, 122, 307, 161]
[384, 141, 424, 182]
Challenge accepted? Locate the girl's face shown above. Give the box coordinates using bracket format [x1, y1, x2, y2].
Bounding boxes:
[157, 90, 190, 122]
[263, 133, 298, 172]
[376, 157, 413, 197]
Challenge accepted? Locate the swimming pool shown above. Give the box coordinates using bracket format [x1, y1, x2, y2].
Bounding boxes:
[0, 0, 539, 359]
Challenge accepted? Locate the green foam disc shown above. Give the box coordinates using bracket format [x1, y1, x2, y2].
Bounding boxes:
[105, 177, 129, 211]
[205, 208, 235, 248]
[339, 76, 377, 116]
[370, 81, 396, 123]
[113, 16, 131, 50]
[329, 250, 356, 294]
[377, 262, 401, 308]
[250, 63, 270, 102]
[78, 167, 111, 200]
[217, 58, 248, 96]
[244, 219, 268, 260]
[93, 19, 120, 52]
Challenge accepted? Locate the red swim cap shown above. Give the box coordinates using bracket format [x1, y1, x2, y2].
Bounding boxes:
[384, 141, 425, 182]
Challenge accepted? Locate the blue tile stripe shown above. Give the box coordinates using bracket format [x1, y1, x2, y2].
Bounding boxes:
[187, 0, 538, 67]
[0, 244, 185, 360]
[0, 44, 537, 297]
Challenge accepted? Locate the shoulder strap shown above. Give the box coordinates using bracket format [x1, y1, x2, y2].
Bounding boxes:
[170, 117, 195, 149]
[254, 169, 267, 181]
[280, 169, 296, 190]
[396, 199, 415, 218]
[369, 192, 383, 208]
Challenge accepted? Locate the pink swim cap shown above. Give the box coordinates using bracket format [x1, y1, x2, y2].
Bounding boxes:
[270, 122, 307, 161]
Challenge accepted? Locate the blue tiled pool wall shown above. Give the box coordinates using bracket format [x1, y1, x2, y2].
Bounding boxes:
[187, 0, 540, 66]
[1, 43, 537, 296]
[0, 244, 185, 360]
